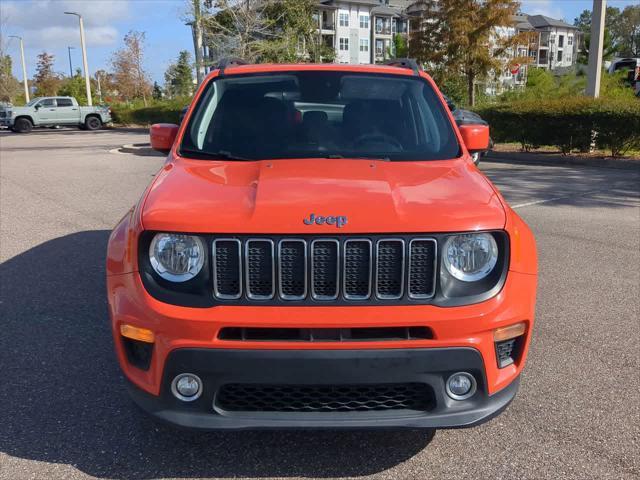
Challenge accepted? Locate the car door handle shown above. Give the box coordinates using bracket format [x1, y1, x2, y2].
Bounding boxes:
[72, 108, 78, 110]
[49, 108, 56, 111]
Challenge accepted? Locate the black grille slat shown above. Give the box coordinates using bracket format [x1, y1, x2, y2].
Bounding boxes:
[279, 240, 306, 299]
[312, 240, 339, 299]
[344, 240, 372, 299]
[246, 240, 274, 299]
[213, 240, 241, 299]
[408, 239, 436, 298]
[376, 240, 405, 299]
[216, 383, 433, 412]
[218, 326, 434, 342]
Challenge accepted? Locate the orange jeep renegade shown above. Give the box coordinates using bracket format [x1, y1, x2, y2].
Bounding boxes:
[107, 59, 537, 430]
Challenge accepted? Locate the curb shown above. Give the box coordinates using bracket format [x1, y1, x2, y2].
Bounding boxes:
[484, 151, 640, 171]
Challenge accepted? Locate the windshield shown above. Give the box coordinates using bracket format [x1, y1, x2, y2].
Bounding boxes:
[26, 98, 43, 107]
[181, 71, 459, 161]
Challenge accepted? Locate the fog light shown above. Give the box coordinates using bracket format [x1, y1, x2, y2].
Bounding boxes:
[171, 373, 203, 402]
[446, 372, 477, 400]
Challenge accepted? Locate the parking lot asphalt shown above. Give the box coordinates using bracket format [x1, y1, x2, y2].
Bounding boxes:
[1, 128, 638, 480]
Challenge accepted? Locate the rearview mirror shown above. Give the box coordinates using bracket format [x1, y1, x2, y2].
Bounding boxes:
[150, 123, 179, 153]
[458, 124, 489, 153]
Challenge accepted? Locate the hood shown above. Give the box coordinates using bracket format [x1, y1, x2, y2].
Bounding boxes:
[141, 157, 506, 234]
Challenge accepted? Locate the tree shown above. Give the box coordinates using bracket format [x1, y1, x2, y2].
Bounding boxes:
[110, 30, 152, 105]
[578, 29, 617, 65]
[33, 52, 61, 96]
[392, 34, 408, 58]
[615, 5, 640, 57]
[164, 50, 194, 97]
[58, 68, 98, 104]
[152, 81, 163, 100]
[0, 54, 21, 103]
[410, 0, 523, 106]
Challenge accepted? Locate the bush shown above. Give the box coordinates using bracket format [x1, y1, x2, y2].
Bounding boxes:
[475, 97, 640, 156]
[110, 98, 189, 126]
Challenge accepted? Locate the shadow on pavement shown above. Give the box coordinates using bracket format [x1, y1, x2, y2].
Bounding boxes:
[0, 231, 432, 479]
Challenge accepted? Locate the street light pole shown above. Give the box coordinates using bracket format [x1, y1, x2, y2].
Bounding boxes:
[64, 12, 92, 105]
[67, 46, 75, 77]
[586, 0, 606, 98]
[9, 35, 29, 103]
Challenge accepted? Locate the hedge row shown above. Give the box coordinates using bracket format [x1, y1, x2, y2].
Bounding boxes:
[110, 101, 184, 126]
[474, 97, 640, 156]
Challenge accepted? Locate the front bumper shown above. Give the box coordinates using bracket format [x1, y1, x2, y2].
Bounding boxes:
[127, 347, 520, 430]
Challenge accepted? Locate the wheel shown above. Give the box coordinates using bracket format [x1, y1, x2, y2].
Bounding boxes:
[85, 116, 102, 131]
[13, 118, 33, 133]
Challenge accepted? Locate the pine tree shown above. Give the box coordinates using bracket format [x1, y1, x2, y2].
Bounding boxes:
[164, 50, 194, 98]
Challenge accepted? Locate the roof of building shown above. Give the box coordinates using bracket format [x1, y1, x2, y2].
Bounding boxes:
[371, 5, 404, 17]
[526, 14, 578, 30]
[511, 14, 534, 31]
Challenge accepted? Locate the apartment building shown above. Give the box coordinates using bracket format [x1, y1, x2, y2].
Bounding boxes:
[315, 0, 411, 64]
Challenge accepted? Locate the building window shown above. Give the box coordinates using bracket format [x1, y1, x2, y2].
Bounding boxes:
[376, 17, 383, 34]
[558, 35, 564, 48]
[339, 12, 349, 27]
[375, 39, 384, 56]
[339, 37, 349, 51]
[360, 38, 369, 52]
[359, 15, 369, 29]
[568, 35, 573, 46]
[557, 50, 562, 62]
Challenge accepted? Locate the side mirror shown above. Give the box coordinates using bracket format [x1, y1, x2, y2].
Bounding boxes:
[458, 124, 489, 153]
[150, 123, 179, 153]
[34, 105, 40, 110]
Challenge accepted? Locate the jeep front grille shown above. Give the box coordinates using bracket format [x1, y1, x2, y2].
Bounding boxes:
[211, 236, 437, 304]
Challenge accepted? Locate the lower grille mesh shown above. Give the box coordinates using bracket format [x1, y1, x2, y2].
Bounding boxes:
[216, 383, 433, 412]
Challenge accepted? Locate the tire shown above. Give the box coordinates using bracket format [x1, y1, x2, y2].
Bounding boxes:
[13, 117, 33, 133]
[85, 116, 102, 131]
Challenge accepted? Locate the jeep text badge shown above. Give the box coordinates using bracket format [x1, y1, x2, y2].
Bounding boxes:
[303, 213, 348, 228]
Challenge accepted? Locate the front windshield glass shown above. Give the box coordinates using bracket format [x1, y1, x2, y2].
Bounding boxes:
[181, 71, 459, 161]
[26, 98, 42, 107]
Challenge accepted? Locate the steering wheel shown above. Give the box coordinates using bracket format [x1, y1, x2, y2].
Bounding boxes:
[352, 133, 402, 151]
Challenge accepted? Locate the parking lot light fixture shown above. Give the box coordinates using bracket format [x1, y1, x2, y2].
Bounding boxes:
[8, 35, 29, 103]
[64, 12, 92, 106]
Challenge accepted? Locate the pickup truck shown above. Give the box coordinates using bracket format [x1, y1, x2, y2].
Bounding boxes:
[0, 96, 112, 133]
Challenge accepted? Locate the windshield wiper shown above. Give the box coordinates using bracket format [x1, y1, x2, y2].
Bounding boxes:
[324, 154, 391, 161]
[180, 148, 251, 161]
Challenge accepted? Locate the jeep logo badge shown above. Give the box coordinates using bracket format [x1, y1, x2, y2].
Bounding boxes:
[303, 213, 348, 228]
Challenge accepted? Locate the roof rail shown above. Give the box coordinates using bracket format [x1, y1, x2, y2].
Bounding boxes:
[216, 57, 249, 76]
[384, 58, 422, 75]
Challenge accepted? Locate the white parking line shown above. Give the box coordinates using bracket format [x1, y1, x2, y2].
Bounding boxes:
[511, 189, 606, 209]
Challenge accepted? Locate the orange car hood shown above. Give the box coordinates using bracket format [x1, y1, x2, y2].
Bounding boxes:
[142, 157, 506, 234]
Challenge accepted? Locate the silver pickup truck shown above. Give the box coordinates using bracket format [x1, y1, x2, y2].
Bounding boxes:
[0, 96, 112, 133]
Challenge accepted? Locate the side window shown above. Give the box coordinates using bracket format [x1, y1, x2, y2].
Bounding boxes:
[39, 99, 55, 107]
[57, 98, 74, 107]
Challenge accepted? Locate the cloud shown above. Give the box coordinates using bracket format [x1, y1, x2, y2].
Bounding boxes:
[520, 0, 565, 21]
[2, 0, 129, 48]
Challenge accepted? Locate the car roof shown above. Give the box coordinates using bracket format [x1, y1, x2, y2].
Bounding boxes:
[208, 63, 427, 80]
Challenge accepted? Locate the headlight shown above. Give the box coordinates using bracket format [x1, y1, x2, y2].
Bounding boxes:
[149, 233, 205, 282]
[443, 233, 498, 282]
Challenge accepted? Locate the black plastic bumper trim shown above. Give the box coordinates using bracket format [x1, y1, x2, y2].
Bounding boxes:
[125, 347, 520, 430]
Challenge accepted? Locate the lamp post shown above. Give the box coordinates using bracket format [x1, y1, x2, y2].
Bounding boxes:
[67, 46, 75, 77]
[64, 12, 92, 105]
[586, 0, 607, 98]
[8, 35, 29, 103]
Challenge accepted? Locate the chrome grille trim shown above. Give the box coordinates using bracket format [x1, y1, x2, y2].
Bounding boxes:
[278, 239, 308, 301]
[343, 239, 373, 300]
[375, 239, 406, 300]
[310, 238, 340, 301]
[245, 239, 275, 300]
[212, 238, 242, 300]
[408, 238, 438, 299]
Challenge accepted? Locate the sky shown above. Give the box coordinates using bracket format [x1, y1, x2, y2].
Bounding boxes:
[2, 0, 639, 85]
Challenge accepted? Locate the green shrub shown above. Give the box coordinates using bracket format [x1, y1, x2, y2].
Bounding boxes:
[110, 98, 189, 126]
[475, 97, 640, 156]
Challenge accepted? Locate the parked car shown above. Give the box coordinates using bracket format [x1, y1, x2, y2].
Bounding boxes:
[443, 95, 493, 165]
[0, 96, 112, 133]
[607, 58, 640, 96]
[107, 58, 537, 431]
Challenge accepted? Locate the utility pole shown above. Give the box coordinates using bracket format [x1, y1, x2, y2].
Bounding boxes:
[65, 12, 92, 105]
[67, 46, 75, 77]
[190, 0, 205, 84]
[586, 0, 606, 98]
[9, 35, 29, 103]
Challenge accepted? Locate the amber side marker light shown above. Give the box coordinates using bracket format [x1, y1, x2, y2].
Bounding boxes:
[494, 322, 526, 342]
[120, 324, 155, 343]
